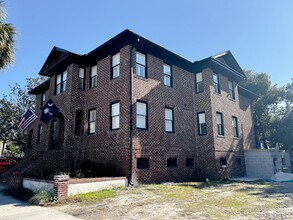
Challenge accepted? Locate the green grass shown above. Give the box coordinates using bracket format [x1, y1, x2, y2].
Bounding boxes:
[60, 187, 123, 204]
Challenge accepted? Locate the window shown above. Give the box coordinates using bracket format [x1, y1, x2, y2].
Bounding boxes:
[282, 158, 286, 166]
[137, 158, 150, 169]
[110, 102, 120, 130]
[111, 53, 120, 79]
[228, 80, 235, 100]
[195, 72, 204, 93]
[78, 68, 85, 89]
[186, 158, 194, 167]
[167, 158, 177, 168]
[163, 63, 172, 87]
[165, 107, 174, 133]
[52, 120, 58, 141]
[37, 125, 42, 143]
[40, 93, 45, 109]
[90, 65, 97, 88]
[216, 112, 224, 136]
[136, 52, 146, 78]
[88, 109, 96, 134]
[27, 129, 33, 147]
[232, 116, 239, 138]
[220, 157, 227, 166]
[213, 73, 220, 94]
[197, 112, 207, 135]
[55, 71, 67, 95]
[75, 110, 83, 136]
[136, 101, 147, 129]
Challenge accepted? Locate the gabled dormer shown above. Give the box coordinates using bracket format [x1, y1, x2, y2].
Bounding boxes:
[39, 46, 83, 77]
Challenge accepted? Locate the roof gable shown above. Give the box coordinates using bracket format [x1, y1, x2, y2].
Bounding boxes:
[212, 51, 244, 76]
[40, 47, 70, 72]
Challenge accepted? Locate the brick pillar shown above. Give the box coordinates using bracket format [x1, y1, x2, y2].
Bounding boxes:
[54, 175, 69, 198]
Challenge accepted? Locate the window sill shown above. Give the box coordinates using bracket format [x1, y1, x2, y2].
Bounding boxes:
[217, 135, 225, 138]
[213, 92, 222, 96]
[134, 75, 148, 81]
[198, 134, 207, 137]
[233, 137, 240, 140]
[229, 98, 236, 102]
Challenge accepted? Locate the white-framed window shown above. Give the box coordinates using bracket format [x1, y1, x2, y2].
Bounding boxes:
[164, 63, 172, 87]
[136, 101, 147, 129]
[165, 107, 174, 132]
[111, 101, 120, 130]
[197, 112, 207, 135]
[136, 52, 146, 78]
[195, 72, 204, 93]
[217, 112, 224, 136]
[228, 80, 235, 100]
[55, 71, 67, 95]
[213, 73, 220, 94]
[90, 65, 97, 88]
[112, 53, 120, 79]
[40, 92, 45, 109]
[78, 68, 85, 89]
[88, 109, 96, 134]
[232, 116, 239, 138]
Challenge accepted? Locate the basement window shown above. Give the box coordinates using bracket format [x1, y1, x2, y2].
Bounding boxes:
[167, 158, 177, 168]
[137, 158, 150, 169]
[220, 157, 227, 167]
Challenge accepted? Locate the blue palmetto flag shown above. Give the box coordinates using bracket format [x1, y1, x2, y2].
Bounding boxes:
[40, 99, 60, 124]
[18, 109, 38, 132]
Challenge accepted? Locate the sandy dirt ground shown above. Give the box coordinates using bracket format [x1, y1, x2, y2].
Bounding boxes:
[53, 182, 293, 220]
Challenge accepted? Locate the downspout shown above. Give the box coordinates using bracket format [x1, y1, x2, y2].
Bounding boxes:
[129, 38, 140, 185]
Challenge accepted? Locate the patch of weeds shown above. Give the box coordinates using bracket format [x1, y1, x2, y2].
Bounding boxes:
[60, 188, 119, 205]
[28, 190, 52, 205]
[4, 187, 35, 202]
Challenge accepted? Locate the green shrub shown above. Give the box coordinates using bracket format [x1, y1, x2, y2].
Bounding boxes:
[28, 190, 51, 205]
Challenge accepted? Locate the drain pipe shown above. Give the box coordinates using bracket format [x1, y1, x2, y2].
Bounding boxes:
[129, 38, 140, 186]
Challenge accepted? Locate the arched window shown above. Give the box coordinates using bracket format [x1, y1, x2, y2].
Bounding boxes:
[49, 113, 64, 149]
[75, 109, 84, 136]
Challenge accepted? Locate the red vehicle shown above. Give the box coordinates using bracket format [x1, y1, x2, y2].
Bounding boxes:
[0, 157, 17, 173]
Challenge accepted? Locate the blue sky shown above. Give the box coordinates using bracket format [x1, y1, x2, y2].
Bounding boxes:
[1, 0, 292, 97]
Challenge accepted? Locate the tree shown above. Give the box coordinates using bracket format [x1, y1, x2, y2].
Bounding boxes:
[0, 0, 15, 69]
[0, 77, 46, 150]
[241, 70, 287, 149]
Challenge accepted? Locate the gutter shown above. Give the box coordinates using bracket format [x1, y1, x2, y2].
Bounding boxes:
[129, 38, 140, 185]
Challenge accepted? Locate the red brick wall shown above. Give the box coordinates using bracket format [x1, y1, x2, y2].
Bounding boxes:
[26, 44, 256, 184]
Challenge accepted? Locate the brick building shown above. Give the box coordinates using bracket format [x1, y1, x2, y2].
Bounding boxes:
[24, 29, 256, 184]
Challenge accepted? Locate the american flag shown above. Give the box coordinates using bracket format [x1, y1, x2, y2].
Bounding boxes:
[18, 109, 38, 132]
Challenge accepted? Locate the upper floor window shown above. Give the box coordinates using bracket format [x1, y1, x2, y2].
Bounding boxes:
[163, 63, 172, 87]
[186, 158, 194, 167]
[90, 65, 97, 88]
[232, 116, 239, 138]
[37, 125, 42, 143]
[55, 71, 67, 95]
[228, 80, 235, 100]
[78, 68, 85, 90]
[88, 109, 96, 134]
[111, 53, 120, 79]
[110, 101, 120, 130]
[40, 93, 45, 109]
[197, 112, 207, 135]
[136, 101, 148, 129]
[195, 72, 204, 93]
[136, 52, 146, 78]
[165, 107, 174, 133]
[213, 73, 220, 94]
[216, 112, 224, 136]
